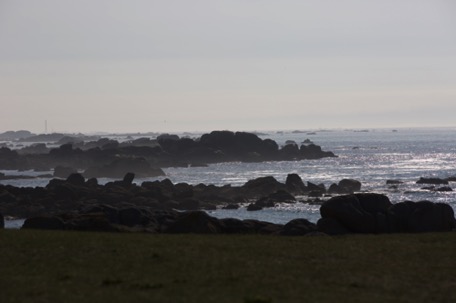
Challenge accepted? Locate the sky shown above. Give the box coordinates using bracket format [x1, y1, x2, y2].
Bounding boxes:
[1, 0, 456, 134]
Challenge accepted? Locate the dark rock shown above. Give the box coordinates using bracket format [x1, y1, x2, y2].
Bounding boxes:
[327, 183, 350, 194]
[219, 218, 252, 234]
[389, 201, 456, 233]
[307, 182, 325, 193]
[247, 203, 263, 211]
[123, 172, 135, 185]
[222, 204, 239, 210]
[262, 190, 296, 204]
[175, 199, 200, 211]
[65, 213, 118, 232]
[241, 176, 285, 198]
[416, 177, 449, 185]
[82, 204, 119, 224]
[338, 179, 362, 192]
[319, 193, 392, 233]
[242, 219, 283, 234]
[308, 190, 324, 197]
[285, 174, 307, 194]
[22, 216, 66, 230]
[164, 211, 222, 234]
[118, 207, 154, 227]
[317, 217, 350, 235]
[386, 180, 403, 185]
[436, 186, 452, 192]
[0, 212, 4, 228]
[66, 173, 85, 186]
[254, 197, 275, 208]
[281, 218, 317, 236]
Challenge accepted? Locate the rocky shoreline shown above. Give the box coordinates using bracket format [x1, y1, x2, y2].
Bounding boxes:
[0, 130, 336, 178]
[1, 172, 455, 235]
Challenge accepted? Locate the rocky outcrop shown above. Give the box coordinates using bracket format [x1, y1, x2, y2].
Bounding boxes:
[318, 193, 456, 234]
[0, 131, 337, 173]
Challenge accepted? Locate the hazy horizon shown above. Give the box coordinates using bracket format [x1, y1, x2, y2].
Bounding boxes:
[1, 0, 455, 134]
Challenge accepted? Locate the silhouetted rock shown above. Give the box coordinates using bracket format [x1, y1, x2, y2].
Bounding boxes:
[247, 203, 263, 211]
[338, 179, 362, 192]
[319, 193, 393, 233]
[164, 211, 222, 234]
[281, 218, 317, 236]
[328, 183, 350, 194]
[66, 173, 85, 186]
[22, 216, 66, 230]
[317, 217, 350, 235]
[285, 174, 307, 194]
[0, 212, 4, 228]
[386, 179, 403, 185]
[222, 204, 239, 210]
[122, 172, 135, 185]
[416, 177, 449, 185]
[241, 176, 285, 198]
[388, 201, 455, 233]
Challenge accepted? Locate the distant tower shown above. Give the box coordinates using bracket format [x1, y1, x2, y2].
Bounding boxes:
[45, 120, 48, 134]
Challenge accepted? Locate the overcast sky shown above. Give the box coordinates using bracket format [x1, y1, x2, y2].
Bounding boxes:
[1, 0, 455, 133]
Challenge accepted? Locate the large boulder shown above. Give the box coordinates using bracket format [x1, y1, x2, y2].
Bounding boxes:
[241, 176, 285, 198]
[388, 201, 456, 232]
[319, 193, 393, 233]
[280, 219, 317, 236]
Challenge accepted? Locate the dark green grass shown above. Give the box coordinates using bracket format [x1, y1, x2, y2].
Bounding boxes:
[1, 230, 455, 303]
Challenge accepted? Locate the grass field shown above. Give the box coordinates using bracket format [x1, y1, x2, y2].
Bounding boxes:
[1, 230, 455, 303]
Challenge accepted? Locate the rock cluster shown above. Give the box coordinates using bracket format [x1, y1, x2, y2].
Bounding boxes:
[0, 131, 336, 178]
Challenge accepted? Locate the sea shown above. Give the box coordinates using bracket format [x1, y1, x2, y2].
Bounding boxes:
[2, 127, 456, 228]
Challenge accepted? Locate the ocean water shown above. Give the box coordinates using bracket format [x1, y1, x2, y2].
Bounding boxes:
[2, 127, 456, 227]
